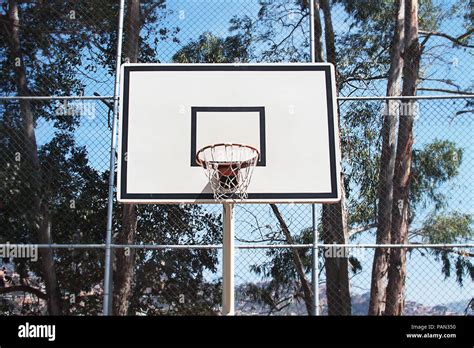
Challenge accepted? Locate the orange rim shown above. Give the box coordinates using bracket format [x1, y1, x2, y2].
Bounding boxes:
[195, 143, 260, 168]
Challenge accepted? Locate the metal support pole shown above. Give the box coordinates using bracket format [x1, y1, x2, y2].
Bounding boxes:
[311, 204, 319, 316]
[309, 0, 316, 63]
[103, 0, 125, 316]
[309, 0, 320, 317]
[222, 203, 235, 315]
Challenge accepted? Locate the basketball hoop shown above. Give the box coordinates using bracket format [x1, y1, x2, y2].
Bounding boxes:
[196, 143, 259, 201]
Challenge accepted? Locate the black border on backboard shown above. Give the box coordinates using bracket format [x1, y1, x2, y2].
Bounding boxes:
[120, 65, 338, 202]
[190, 106, 266, 167]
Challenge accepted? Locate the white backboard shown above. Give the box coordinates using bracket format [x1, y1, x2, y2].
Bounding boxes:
[118, 63, 341, 203]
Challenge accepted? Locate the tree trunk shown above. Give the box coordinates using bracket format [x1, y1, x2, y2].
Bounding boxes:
[320, 0, 335, 68]
[124, 0, 140, 62]
[368, 0, 405, 316]
[37, 205, 62, 315]
[320, 0, 352, 316]
[8, 0, 62, 315]
[385, 0, 420, 316]
[112, 0, 141, 316]
[270, 204, 313, 315]
[321, 184, 351, 316]
[312, 0, 324, 62]
[113, 204, 137, 315]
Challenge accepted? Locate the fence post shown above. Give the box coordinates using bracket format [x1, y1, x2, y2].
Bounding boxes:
[102, 0, 125, 316]
[312, 204, 319, 316]
[309, 0, 320, 317]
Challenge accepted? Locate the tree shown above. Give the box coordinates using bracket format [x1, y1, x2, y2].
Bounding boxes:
[416, 212, 473, 287]
[0, 0, 99, 314]
[1, 0, 471, 317]
[270, 204, 313, 314]
[336, 0, 472, 315]
[0, 0, 224, 316]
[319, 0, 352, 316]
[128, 204, 222, 315]
[231, 0, 472, 316]
[112, 0, 141, 317]
[385, 0, 421, 315]
[109, 0, 176, 316]
[244, 225, 316, 315]
[369, 0, 405, 316]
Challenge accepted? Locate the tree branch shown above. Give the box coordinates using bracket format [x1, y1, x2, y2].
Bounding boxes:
[417, 87, 474, 95]
[0, 285, 47, 300]
[342, 75, 388, 84]
[269, 204, 313, 315]
[455, 109, 474, 116]
[140, 2, 165, 26]
[419, 29, 474, 48]
[271, 14, 308, 52]
[411, 245, 474, 258]
[349, 223, 377, 238]
[421, 77, 462, 89]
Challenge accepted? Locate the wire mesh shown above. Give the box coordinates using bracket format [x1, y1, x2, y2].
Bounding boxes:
[0, 0, 472, 316]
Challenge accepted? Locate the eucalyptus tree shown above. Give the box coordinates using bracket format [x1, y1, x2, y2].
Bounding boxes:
[0, 0, 101, 314]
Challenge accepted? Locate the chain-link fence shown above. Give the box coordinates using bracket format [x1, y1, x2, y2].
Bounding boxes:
[0, 0, 472, 316]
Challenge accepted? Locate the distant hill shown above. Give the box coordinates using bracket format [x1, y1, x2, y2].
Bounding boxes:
[235, 282, 472, 316]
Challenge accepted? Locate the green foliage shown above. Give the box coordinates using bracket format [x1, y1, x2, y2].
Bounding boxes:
[419, 212, 472, 244]
[0, 0, 472, 315]
[229, 0, 311, 62]
[0, 1, 221, 315]
[129, 204, 223, 315]
[418, 212, 473, 285]
[418, 0, 471, 33]
[335, 0, 393, 23]
[230, 0, 473, 310]
[418, 0, 443, 32]
[247, 227, 313, 313]
[341, 102, 383, 226]
[344, 127, 464, 227]
[247, 226, 362, 313]
[335, 0, 395, 92]
[411, 140, 463, 212]
[0, 0, 119, 313]
[77, 1, 174, 70]
[172, 32, 249, 63]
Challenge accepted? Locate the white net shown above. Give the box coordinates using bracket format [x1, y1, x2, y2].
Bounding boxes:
[196, 143, 259, 201]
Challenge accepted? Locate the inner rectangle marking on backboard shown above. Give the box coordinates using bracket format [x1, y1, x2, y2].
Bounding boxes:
[190, 106, 266, 167]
